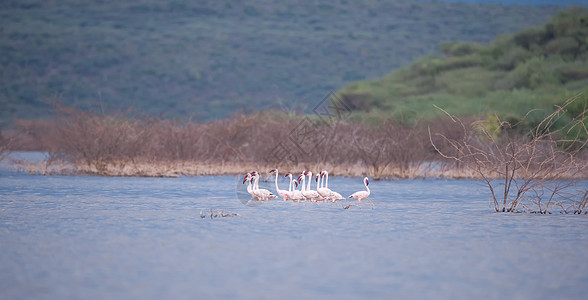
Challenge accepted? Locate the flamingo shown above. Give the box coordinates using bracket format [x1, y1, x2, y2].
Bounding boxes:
[302, 171, 322, 202]
[297, 172, 307, 201]
[320, 171, 345, 202]
[317, 171, 331, 200]
[285, 173, 294, 193]
[315, 174, 326, 202]
[251, 171, 277, 200]
[243, 173, 256, 199]
[243, 173, 271, 201]
[348, 177, 370, 200]
[346, 177, 373, 209]
[290, 179, 305, 202]
[270, 169, 290, 200]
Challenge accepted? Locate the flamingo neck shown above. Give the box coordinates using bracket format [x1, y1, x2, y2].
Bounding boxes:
[288, 175, 292, 192]
[324, 172, 329, 189]
[306, 173, 312, 191]
[254, 175, 259, 190]
[300, 176, 306, 192]
[274, 171, 280, 192]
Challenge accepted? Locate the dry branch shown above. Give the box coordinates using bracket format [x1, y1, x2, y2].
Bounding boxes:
[429, 95, 588, 213]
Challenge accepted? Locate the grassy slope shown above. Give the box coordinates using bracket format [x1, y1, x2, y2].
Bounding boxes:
[0, 0, 561, 126]
[338, 7, 588, 125]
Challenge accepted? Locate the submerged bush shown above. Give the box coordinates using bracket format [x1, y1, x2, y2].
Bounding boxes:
[430, 96, 588, 213]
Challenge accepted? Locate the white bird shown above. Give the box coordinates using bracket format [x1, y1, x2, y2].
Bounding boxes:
[348, 177, 371, 202]
[317, 170, 332, 200]
[315, 174, 327, 202]
[285, 173, 293, 193]
[320, 171, 345, 202]
[251, 171, 277, 201]
[270, 169, 291, 201]
[345, 177, 373, 209]
[297, 172, 308, 201]
[243, 173, 256, 199]
[302, 171, 322, 202]
[290, 179, 305, 202]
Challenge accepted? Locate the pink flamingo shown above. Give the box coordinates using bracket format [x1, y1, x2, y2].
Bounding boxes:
[348, 177, 370, 200]
[297, 172, 308, 200]
[285, 173, 299, 201]
[346, 177, 373, 209]
[290, 179, 304, 202]
[315, 174, 327, 202]
[320, 171, 345, 202]
[243, 173, 256, 199]
[302, 171, 321, 202]
[251, 171, 277, 201]
[317, 171, 332, 200]
[270, 169, 291, 200]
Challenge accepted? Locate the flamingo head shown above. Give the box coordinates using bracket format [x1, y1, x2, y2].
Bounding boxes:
[297, 175, 304, 182]
[315, 174, 319, 181]
[242, 173, 251, 184]
[284, 173, 291, 177]
[269, 169, 277, 173]
[251, 171, 258, 177]
[293, 180, 299, 187]
[304, 170, 309, 176]
[365, 177, 370, 186]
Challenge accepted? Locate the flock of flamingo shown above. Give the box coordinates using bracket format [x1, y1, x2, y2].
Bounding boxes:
[242, 169, 371, 207]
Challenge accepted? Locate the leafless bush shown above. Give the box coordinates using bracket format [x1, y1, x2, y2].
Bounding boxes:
[15, 98, 586, 183]
[344, 123, 430, 179]
[430, 97, 588, 213]
[15, 105, 438, 178]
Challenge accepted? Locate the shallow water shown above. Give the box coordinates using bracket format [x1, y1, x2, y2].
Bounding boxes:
[1, 155, 587, 299]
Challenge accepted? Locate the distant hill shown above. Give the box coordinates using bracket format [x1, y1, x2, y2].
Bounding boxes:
[0, 0, 566, 126]
[337, 7, 588, 125]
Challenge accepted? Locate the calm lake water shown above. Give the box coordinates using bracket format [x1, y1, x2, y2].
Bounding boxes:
[1, 153, 587, 299]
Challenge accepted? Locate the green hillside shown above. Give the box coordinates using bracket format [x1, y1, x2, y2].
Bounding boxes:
[0, 0, 562, 126]
[338, 7, 588, 124]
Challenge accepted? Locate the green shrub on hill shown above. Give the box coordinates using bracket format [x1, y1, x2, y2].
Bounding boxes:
[338, 7, 588, 128]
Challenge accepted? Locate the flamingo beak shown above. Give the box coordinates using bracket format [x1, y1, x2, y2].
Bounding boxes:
[270, 169, 276, 173]
[366, 179, 370, 186]
[284, 173, 291, 177]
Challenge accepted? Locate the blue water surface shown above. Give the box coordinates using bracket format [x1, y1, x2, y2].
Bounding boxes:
[1, 155, 587, 299]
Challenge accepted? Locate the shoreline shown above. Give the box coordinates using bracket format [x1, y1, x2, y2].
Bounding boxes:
[5, 158, 587, 180]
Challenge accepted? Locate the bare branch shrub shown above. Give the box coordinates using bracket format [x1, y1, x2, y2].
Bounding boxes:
[344, 123, 430, 179]
[430, 96, 588, 213]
